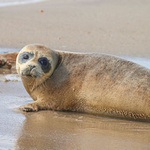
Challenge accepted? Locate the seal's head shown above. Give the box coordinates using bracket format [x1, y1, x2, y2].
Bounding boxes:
[16, 44, 59, 88]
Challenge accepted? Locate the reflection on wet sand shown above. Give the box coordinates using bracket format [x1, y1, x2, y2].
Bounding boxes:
[15, 111, 150, 150]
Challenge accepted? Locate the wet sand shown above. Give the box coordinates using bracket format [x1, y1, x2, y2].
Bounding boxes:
[0, 0, 150, 149]
[0, 76, 150, 150]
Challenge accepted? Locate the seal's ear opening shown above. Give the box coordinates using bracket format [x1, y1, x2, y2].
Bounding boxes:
[55, 53, 62, 70]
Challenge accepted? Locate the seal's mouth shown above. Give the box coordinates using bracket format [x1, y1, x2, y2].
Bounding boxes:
[21, 72, 32, 77]
[20, 64, 42, 78]
[22, 73, 39, 78]
[21, 70, 41, 78]
[21, 65, 38, 78]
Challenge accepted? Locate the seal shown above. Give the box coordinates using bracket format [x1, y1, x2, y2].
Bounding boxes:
[0, 52, 18, 69]
[15, 44, 150, 121]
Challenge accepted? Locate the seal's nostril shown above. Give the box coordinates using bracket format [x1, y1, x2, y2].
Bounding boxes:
[29, 65, 36, 71]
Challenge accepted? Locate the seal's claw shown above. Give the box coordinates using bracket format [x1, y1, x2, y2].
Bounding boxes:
[0, 59, 6, 67]
[23, 107, 37, 112]
[19, 103, 39, 112]
[0, 52, 18, 69]
[6, 61, 12, 69]
[0, 59, 12, 69]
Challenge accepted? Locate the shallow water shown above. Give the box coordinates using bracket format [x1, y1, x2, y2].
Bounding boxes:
[0, 0, 46, 7]
[121, 56, 150, 69]
[0, 48, 150, 149]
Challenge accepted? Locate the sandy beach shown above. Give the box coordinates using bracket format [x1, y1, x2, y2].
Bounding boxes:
[0, 0, 150, 57]
[0, 0, 150, 149]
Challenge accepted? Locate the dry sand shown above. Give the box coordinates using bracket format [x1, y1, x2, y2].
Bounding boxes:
[0, 0, 150, 57]
[0, 0, 150, 149]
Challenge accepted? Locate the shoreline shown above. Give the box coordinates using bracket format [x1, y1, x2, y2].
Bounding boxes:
[0, 0, 46, 8]
[0, 47, 20, 53]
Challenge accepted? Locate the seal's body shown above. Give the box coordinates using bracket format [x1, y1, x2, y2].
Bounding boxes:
[16, 44, 150, 121]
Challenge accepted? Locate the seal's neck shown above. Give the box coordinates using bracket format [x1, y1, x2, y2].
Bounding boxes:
[21, 77, 35, 94]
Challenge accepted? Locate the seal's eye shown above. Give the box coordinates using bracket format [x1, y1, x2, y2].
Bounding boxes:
[23, 54, 29, 60]
[18, 52, 34, 64]
[38, 57, 51, 73]
[38, 57, 48, 66]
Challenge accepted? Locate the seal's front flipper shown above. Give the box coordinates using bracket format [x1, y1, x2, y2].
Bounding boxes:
[0, 59, 6, 67]
[0, 52, 18, 69]
[0, 57, 12, 69]
[19, 101, 40, 112]
[19, 101, 52, 112]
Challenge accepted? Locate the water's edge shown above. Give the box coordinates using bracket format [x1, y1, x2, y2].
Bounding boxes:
[121, 56, 150, 69]
[0, 0, 46, 7]
[0, 47, 150, 69]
